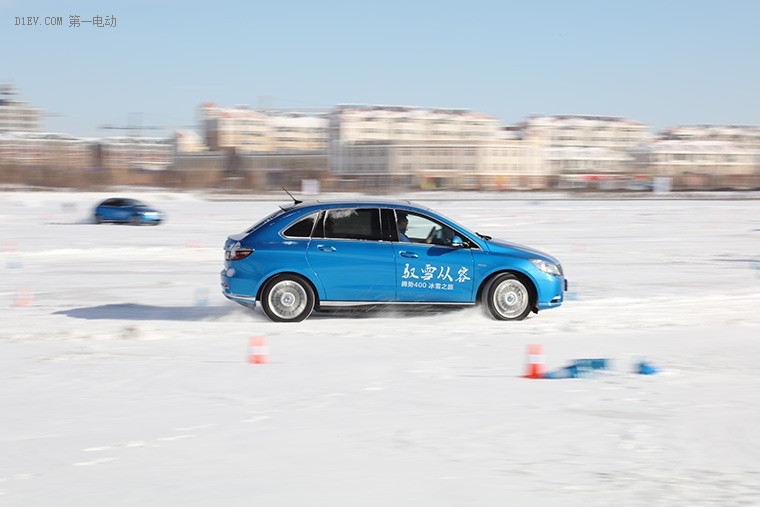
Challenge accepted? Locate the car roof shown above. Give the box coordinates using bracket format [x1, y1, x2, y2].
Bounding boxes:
[280, 199, 430, 213]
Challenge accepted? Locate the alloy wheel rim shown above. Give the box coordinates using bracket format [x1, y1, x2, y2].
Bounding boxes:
[493, 279, 528, 318]
[268, 280, 307, 320]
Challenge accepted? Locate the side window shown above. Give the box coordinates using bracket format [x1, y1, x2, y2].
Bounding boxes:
[324, 208, 381, 241]
[396, 210, 460, 247]
[283, 213, 317, 238]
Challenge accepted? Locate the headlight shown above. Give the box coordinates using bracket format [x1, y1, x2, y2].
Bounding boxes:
[530, 259, 562, 277]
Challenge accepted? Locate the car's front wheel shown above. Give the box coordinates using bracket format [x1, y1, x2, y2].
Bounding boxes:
[261, 274, 315, 322]
[483, 273, 534, 321]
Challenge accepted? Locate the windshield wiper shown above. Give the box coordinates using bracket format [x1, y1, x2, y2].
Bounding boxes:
[477, 232, 492, 240]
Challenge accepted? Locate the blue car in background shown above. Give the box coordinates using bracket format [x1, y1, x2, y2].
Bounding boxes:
[221, 199, 567, 322]
[93, 198, 164, 225]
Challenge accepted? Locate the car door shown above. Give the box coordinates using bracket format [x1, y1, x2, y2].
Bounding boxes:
[392, 210, 475, 302]
[102, 198, 124, 221]
[306, 207, 396, 302]
[115, 199, 134, 221]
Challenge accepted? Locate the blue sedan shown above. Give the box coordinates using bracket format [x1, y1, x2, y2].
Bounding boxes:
[93, 198, 164, 225]
[221, 200, 567, 322]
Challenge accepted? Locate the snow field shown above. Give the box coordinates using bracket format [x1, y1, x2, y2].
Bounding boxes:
[1, 191, 759, 506]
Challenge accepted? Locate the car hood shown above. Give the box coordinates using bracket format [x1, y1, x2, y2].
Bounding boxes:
[485, 238, 560, 264]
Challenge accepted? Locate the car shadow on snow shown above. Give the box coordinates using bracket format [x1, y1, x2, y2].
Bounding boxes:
[54, 303, 249, 322]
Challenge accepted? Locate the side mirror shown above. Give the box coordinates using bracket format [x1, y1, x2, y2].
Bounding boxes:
[451, 236, 464, 248]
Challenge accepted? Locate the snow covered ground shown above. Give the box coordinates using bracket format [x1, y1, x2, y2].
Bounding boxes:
[1, 190, 759, 506]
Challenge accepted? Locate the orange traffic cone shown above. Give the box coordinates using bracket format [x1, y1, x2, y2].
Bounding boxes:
[248, 336, 270, 364]
[2, 241, 19, 252]
[524, 344, 546, 378]
[13, 287, 34, 307]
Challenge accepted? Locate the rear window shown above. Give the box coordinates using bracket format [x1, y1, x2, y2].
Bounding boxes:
[323, 208, 381, 241]
[283, 213, 317, 238]
[245, 209, 285, 233]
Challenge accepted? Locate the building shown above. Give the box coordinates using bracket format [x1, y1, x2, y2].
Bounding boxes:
[97, 136, 174, 172]
[628, 140, 760, 189]
[174, 130, 207, 154]
[0, 131, 96, 186]
[517, 114, 653, 187]
[659, 125, 760, 150]
[544, 146, 638, 189]
[520, 114, 653, 150]
[329, 105, 546, 190]
[0, 85, 41, 132]
[199, 103, 328, 153]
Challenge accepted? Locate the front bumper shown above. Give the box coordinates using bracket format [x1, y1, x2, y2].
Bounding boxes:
[137, 214, 162, 224]
[537, 276, 567, 310]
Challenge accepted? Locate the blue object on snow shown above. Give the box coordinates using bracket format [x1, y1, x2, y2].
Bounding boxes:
[544, 365, 577, 379]
[638, 361, 660, 375]
[544, 359, 610, 379]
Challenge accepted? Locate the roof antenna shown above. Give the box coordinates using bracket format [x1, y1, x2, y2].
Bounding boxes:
[282, 187, 302, 205]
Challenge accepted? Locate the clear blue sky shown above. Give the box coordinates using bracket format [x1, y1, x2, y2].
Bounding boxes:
[3, 0, 759, 138]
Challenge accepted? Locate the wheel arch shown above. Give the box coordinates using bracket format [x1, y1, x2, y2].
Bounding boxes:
[477, 269, 538, 311]
[256, 271, 322, 308]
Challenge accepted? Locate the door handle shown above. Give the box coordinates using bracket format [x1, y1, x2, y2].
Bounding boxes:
[399, 251, 418, 258]
[317, 245, 337, 252]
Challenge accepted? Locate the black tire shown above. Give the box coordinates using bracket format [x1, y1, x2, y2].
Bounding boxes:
[482, 273, 534, 321]
[261, 274, 315, 322]
[129, 215, 141, 226]
[94, 214, 103, 224]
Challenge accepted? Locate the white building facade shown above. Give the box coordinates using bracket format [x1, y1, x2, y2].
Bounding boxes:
[520, 114, 653, 151]
[329, 105, 546, 190]
[199, 103, 328, 153]
[628, 140, 760, 189]
[517, 114, 654, 188]
[659, 125, 760, 150]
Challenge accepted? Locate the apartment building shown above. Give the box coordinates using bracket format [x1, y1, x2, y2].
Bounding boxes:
[0, 131, 97, 186]
[521, 114, 653, 150]
[0, 86, 41, 132]
[660, 125, 760, 150]
[329, 105, 546, 190]
[97, 137, 174, 172]
[516, 114, 653, 186]
[174, 130, 207, 154]
[199, 103, 328, 153]
[0, 132, 92, 168]
[544, 146, 632, 173]
[628, 140, 760, 189]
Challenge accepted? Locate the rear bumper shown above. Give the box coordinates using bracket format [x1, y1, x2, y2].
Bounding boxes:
[221, 270, 257, 307]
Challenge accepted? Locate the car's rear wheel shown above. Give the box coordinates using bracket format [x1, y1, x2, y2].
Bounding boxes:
[261, 274, 315, 322]
[483, 273, 534, 320]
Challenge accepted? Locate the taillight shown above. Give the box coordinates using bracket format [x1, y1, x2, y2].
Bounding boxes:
[225, 248, 253, 261]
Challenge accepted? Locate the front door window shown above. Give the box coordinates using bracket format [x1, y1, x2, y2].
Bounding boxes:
[392, 211, 475, 302]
